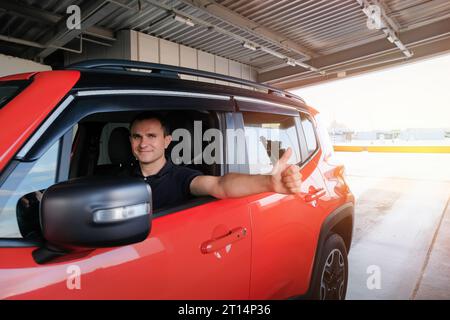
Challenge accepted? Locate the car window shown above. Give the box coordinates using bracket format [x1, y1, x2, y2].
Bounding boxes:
[242, 112, 302, 174]
[314, 113, 333, 158]
[0, 141, 59, 238]
[300, 113, 318, 156]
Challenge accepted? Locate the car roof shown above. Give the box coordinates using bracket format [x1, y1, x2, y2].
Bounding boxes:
[66, 59, 310, 112]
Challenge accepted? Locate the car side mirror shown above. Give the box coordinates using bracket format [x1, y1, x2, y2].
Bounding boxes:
[33, 176, 152, 264]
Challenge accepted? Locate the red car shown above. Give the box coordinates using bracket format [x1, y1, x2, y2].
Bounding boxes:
[0, 60, 354, 299]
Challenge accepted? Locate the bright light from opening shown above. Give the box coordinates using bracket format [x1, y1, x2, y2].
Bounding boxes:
[291, 53, 450, 132]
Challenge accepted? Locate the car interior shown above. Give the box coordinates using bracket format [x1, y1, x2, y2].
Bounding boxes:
[69, 110, 222, 180]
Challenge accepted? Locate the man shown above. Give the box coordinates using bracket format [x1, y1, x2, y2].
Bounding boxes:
[127, 112, 302, 211]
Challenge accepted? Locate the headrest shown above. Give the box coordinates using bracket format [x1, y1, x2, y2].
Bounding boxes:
[108, 127, 134, 165]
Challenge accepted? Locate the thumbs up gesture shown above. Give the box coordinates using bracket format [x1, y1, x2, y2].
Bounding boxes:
[270, 147, 302, 194]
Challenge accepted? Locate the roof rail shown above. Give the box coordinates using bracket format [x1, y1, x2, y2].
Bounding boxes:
[66, 59, 305, 103]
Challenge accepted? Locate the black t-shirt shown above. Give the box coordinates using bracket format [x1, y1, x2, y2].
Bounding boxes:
[122, 159, 203, 211]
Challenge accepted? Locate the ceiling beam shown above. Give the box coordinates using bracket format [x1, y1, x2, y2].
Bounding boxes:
[0, 0, 115, 41]
[276, 35, 450, 90]
[259, 17, 450, 85]
[35, 0, 127, 59]
[376, 0, 400, 32]
[178, 0, 317, 59]
[356, 0, 412, 58]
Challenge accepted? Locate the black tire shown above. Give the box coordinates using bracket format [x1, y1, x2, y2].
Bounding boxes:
[311, 233, 348, 300]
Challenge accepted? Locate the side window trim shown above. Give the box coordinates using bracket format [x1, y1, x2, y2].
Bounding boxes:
[225, 112, 249, 174]
[16, 95, 75, 160]
[235, 96, 300, 116]
[297, 111, 320, 166]
[56, 129, 74, 182]
[215, 112, 227, 177]
[294, 116, 309, 163]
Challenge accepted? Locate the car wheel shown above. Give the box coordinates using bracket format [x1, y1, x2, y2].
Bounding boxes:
[312, 233, 348, 300]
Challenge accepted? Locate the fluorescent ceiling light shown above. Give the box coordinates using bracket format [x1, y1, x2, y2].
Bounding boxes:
[307, 64, 325, 75]
[285, 58, 296, 67]
[173, 14, 195, 27]
[403, 50, 413, 58]
[243, 42, 257, 51]
[294, 61, 309, 68]
[396, 42, 407, 51]
[293, 60, 325, 74]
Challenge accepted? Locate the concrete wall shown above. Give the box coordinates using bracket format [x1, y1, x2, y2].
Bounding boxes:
[65, 30, 258, 87]
[0, 54, 51, 77]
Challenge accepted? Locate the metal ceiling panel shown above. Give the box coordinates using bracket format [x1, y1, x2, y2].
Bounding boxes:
[0, 0, 449, 87]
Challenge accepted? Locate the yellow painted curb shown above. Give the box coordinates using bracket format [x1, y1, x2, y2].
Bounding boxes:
[333, 145, 450, 153]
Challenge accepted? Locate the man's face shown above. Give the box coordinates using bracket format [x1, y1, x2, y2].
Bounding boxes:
[130, 118, 172, 165]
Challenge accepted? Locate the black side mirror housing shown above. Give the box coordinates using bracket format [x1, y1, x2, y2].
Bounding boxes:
[34, 177, 152, 263]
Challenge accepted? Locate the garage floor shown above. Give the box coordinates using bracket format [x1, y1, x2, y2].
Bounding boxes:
[338, 152, 450, 300]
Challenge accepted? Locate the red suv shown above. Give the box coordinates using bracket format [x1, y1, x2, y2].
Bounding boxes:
[0, 60, 354, 300]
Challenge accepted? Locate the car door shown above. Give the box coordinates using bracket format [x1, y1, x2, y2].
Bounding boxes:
[0, 94, 252, 299]
[234, 107, 328, 299]
[0, 198, 252, 299]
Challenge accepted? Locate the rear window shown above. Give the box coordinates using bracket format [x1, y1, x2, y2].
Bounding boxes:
[243, 112, 302, 174]
[0, 80, 30, 109]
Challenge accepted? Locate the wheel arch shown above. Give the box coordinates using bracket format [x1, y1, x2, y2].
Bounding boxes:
[290, 202, 354, 299]
[329, 209, 354, 254]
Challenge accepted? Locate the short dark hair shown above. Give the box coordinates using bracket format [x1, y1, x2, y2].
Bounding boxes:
[129, 111, 171, 136]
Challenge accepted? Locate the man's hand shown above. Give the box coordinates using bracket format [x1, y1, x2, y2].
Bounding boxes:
[270, 147, 302, 194]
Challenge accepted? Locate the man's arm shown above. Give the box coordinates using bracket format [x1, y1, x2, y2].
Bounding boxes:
[190, 148, 302, 198]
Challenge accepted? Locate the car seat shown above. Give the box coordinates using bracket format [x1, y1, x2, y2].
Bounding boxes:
[94, 127, 134, 175]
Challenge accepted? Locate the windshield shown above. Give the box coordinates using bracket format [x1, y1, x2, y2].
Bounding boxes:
[0, 80, 30, 109]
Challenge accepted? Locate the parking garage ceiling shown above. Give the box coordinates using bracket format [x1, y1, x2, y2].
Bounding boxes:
[0, 0, 449, 89]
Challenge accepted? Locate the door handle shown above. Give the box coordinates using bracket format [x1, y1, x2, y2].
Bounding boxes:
[304, 187, 326, 202]
[201, 227, 247, 254]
